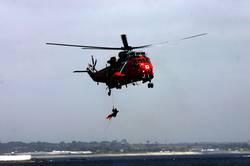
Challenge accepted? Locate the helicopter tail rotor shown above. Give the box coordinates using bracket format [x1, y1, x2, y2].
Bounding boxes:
[88, 55, 97, 72]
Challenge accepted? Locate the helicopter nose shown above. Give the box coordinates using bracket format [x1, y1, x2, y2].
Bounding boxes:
[140, 62, 153, 73]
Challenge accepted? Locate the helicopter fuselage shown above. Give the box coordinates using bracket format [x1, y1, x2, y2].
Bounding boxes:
[86, 51, 154, 92]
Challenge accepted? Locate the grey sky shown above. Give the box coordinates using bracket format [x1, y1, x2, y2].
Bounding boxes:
[0, 0, 250, 143]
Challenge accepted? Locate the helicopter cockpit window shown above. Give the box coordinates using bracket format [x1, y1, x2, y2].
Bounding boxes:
[135, 52, 145, 56]
[129, 52, 146, 58]
[129, 52, 136, 57]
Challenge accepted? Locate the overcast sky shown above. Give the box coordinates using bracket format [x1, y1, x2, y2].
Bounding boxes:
[0, 0, 250, 143]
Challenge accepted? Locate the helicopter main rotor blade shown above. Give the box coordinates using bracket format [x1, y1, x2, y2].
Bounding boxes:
[181, 33, 207, 40]
[131, 33, 207, 49]
[46, 33, 207, 51]
[46, 43, 123, 50]
[81, 46, 123, 50]
[131, 44, 152, 49]
[121, 34, 130, 50]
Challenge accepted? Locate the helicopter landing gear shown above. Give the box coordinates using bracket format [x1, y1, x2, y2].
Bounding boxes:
[117, 82, 122, 89]
[108, 89, 111, 96]
[148, 82, 154, 88]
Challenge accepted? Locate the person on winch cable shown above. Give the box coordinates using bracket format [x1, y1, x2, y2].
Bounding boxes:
[106, 107, 119, 120]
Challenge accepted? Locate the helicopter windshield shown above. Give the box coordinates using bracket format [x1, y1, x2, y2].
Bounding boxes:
[129, 52, 146, 57]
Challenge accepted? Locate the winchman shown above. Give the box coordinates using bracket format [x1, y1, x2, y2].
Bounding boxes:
[106, 107, 119, 120]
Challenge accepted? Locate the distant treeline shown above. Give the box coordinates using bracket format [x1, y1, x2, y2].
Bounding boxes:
[0, 140, 250, 154]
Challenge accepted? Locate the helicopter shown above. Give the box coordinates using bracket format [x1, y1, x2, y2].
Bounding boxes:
[46, 33, 206, 96]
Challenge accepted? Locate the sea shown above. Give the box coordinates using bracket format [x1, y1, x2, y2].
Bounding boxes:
[1, 154, 250, 166]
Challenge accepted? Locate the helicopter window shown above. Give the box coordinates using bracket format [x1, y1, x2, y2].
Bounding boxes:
[130, 52, 136, 57]
[135, 52, 145, 56]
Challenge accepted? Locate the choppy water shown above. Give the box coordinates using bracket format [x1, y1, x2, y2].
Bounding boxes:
[1, 154, 250, 166]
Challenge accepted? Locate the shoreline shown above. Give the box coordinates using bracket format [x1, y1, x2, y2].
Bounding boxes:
[1, 152, 250, 163]
[30, 150, 250, 159]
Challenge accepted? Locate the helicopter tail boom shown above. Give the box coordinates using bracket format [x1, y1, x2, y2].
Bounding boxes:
[73, 70, 88, 73]
[74, 68, 99, 82]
